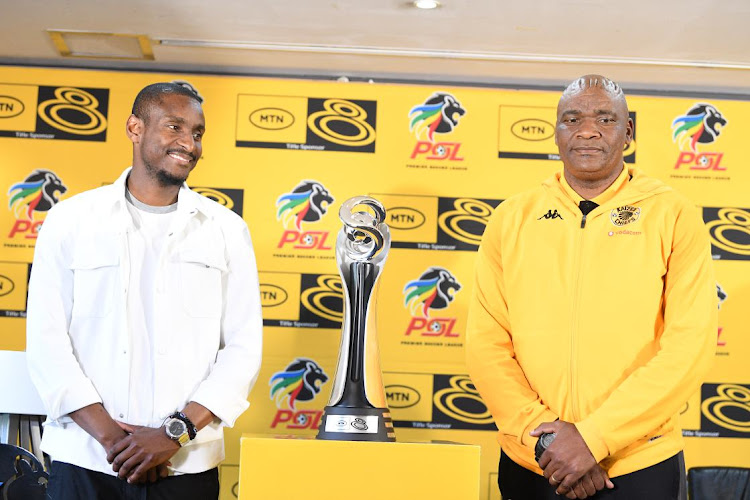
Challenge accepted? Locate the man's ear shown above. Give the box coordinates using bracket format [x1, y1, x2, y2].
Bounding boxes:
[624, 117, 634, 146]
[125, 114, 143, 144]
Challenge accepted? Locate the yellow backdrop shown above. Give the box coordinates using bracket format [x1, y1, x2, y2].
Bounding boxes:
[1, 66, 747, 499]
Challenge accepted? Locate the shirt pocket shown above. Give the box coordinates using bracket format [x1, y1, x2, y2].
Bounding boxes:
[69, 237, 120, 318]
[175, 245, 227, 319]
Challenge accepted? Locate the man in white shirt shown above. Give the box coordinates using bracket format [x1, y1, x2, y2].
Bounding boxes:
[26, 82, 263, 499]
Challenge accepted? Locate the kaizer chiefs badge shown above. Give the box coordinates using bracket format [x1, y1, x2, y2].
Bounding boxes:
[610, 205, 640, 226]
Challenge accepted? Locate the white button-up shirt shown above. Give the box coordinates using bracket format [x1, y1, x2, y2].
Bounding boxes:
[26, 168, 263, 475]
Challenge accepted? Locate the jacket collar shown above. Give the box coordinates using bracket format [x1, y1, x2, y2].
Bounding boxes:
[544, 167, 671, 213]
[109, 167, 209, 232]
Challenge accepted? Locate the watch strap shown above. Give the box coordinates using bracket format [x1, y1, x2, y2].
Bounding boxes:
[169, 411, 198, 440]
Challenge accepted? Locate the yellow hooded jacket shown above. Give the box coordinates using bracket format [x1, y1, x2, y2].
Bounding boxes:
[467, 167, 716, 478]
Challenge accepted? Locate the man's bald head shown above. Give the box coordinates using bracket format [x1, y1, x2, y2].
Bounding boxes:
[560, 74, 628, 112]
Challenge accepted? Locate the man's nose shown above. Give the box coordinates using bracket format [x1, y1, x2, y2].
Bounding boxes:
[576, 118, 602, 139]
[175, 130, 196, 152]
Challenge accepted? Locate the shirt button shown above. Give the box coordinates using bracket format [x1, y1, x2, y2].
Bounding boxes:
[119, 413, 124, 418]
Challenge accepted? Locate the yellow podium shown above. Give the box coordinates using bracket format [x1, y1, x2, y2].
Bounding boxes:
[238, 435, 481, 500]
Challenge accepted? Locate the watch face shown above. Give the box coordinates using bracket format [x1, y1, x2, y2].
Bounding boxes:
[167, 419, 187, 437]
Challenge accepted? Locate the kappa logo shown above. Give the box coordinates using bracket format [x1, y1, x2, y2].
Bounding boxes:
[610, 205, 641, 226]
[404, 267, 461, 318]
[538, 209, 563, 220]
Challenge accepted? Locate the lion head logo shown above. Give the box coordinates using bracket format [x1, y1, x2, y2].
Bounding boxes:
[8, 170, 67, 220]
[409, 93, 466, 142]
[717, 283, 727, 309]
[403, 267, 462, 318]
[672, 104, 727, 152]
[276, 180, 334, 231]
[269, 358, 328, 410]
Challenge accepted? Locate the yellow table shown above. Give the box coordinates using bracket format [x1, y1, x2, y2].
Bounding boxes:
[238, 435, 481, 500]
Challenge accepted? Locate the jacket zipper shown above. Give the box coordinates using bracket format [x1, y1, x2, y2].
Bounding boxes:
[570, 213, 587, 420]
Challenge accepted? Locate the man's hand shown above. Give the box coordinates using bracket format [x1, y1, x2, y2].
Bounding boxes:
[563, 464, 615, 499]
[530, 420, 597, 496]
[106, 422, 180, 484]
[69, 403, 129, 452]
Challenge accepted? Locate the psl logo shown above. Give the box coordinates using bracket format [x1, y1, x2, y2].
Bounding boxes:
[276, 180, 334, 250]
[409, 93, 466, 161]
[8, 170, 67, 239]
[269, 358, 329, 430]
[672, 104, 728, 171]
[403, 267, 462, 337]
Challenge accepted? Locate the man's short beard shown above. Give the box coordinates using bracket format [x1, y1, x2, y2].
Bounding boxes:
[155, 169, 186, 187]
[145, 160, 187, 187]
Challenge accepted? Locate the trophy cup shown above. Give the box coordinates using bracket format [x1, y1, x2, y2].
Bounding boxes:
[316, 196, 395, 442]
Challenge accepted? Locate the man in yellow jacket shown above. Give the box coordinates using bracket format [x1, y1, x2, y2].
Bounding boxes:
[466, 75, 716, 499]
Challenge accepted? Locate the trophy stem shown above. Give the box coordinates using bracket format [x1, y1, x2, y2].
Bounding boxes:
[340, 261, 375, 408]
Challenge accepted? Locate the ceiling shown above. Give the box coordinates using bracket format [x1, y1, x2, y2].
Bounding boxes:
[2, 0, 750, 96]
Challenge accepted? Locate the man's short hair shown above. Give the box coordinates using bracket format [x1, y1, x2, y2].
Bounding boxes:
[561, 75, 625, 102]
[131, 82, 203, 122]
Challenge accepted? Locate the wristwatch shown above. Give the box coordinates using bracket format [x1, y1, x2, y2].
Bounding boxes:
[534, 432, 557, 463]
[164, 416, 190, 446]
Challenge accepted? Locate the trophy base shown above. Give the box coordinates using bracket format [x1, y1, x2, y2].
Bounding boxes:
[316, 406, 396, 442]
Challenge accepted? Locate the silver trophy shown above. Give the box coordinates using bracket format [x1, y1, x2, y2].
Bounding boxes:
[317, 196, 395, 442]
